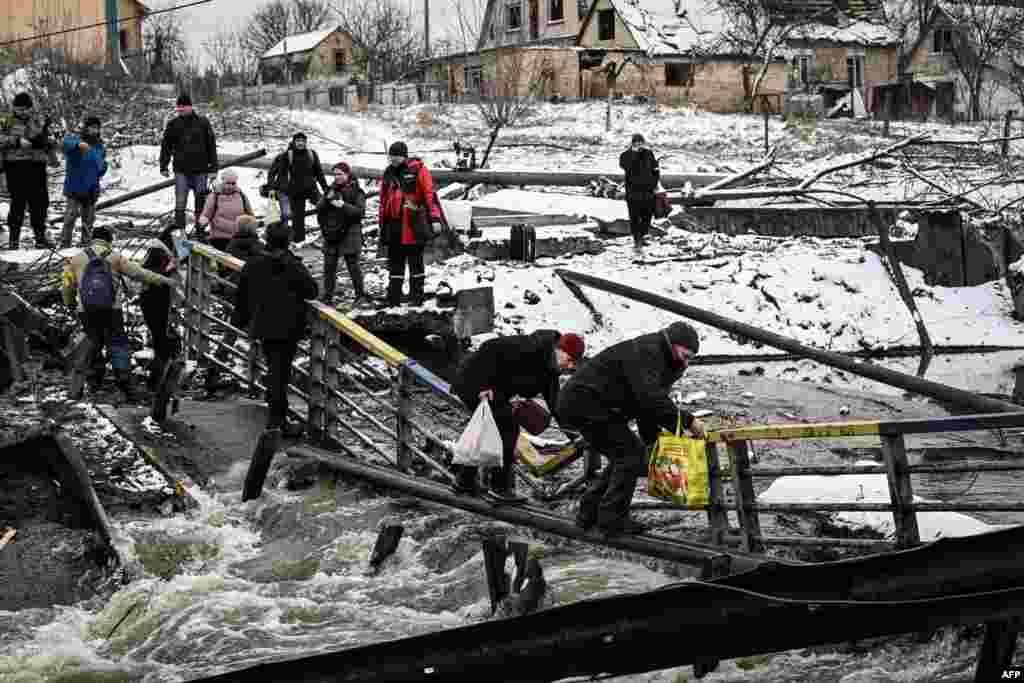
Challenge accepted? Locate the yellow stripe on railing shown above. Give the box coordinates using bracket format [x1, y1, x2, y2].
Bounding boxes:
[190, 242, 244, 272]
[311, 302, 409, 367]
[705, 420, 882, 443]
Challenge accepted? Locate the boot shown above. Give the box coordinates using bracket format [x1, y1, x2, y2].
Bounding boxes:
[386, 278, 403, 308]
[115, 371, 136, 403]
[8, 224, 21, 250]
[485, 468, 527, 504]
[68, 369, 87, 401]
[34, 227, 54, 250]
[410, 276, 425, 307]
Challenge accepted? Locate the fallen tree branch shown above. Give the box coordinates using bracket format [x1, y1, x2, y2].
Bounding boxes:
[797, 134, 928, 190]
[697, 146, 778, 194]
[555, 272, 603, 330]
[902, 165, 988, 213]
[869, 201, 933, 378]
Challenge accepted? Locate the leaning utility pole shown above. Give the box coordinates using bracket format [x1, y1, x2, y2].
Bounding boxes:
[424, 0, 430, 57]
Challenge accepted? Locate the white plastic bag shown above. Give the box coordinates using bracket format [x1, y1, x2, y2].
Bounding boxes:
[452, 399, 504, 468]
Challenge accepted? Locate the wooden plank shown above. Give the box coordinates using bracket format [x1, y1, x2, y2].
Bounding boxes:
[704, 443, 730, 546]
[472, 214, 589, 228]
[729, 441, 763, 553]
[882, 434, 921, 549]
[312, 302, 408, 366]
[0, 527, 16, 550]
[706, 420, 882, 443]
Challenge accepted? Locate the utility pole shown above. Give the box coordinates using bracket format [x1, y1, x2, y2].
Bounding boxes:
[424, 0, 430, 57]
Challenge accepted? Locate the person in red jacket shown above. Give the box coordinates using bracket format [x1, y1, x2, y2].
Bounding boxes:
[378, 141, 437, 307]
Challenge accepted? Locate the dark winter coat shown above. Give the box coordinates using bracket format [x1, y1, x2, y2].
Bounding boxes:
[619, 147, 660, 196]
[317, 181, 366, 254]
[451, 330, 561, 416]
[226, 234, 265, 264]
[233, 248, 318, 343]
[139, 234, 178, 307]
[159, 112, 218, 175]
[379, 158, 436, 247]
[268, 146, 328, 198]
[557, 330, 693, 442]
[0, 112, 53, 165]
[62, 134, 107, 196]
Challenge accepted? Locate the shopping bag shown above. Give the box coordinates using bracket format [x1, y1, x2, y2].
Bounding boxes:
[653, 182, 671, 219]
[647, 414, 709, 509]
[452, 398, 504, 468]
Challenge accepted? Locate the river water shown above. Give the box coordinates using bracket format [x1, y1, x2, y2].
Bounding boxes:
[2, 352, 1022, 682]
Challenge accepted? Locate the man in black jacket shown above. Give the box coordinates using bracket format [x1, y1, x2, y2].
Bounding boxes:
[233, 221, 318, 433]
[558, 321, 706, 535]
[265, 133, 328, 244]
[160, 94, 218, 234]
[1, 92, 57, 249]
[451, 330, 585, 503]
[619, 133, 660, 250]
[316, 161, 366, 305]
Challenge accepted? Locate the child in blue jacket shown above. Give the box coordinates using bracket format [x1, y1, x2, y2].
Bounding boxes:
[61, 116, 107, 249]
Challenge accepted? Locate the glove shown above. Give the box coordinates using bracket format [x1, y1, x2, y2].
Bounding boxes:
[18, 137, 31, 149]
[160, 169, 170, 178]
[259, 184, 270, 198]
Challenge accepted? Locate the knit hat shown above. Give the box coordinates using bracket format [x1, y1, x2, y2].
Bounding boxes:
[558, 332, 586, 361]
[631, 133, 645, 144]
[12, 92, 32, 108]
[663, 321, 699, 356]
[333, 161, 351, 175]
[264, 221, 290, 249]
[236, 214, 259, 237]
[176, 93, 192, 107]
[84, 115, 101, 128]
[93, 226, 114, 243]
[388, 141, 408, 158]
[292, 132, 307, 142]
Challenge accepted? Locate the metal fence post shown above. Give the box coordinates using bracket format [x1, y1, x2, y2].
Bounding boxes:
[183, 253, 202, 364]
[395, 365, 413, 472]
[705, 442, 730, 546]
[882, 433, 920, 548]
[308, 316, 328, 442]
[323, 326, 342, 447]
[730, 440, 764, 553]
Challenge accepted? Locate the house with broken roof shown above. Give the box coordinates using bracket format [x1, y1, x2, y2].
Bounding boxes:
[258, 26, 356, 85]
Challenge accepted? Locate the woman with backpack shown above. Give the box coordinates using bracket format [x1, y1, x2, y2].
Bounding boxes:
[197, 169, 253, 250]
[316, 161, 367, 306]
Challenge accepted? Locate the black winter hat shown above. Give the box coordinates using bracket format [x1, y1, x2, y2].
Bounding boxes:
[663, 321, 699, 355]
[12, 92, 32, 108]
[176, 93, 192, 106]
[265, 221, 290, 249]
[292, 132, 307, 142]
[84, 115, 101, 128]
[388, 141, 408, 157]
[93, 226, 114, 243]
[631, 133, 645, 144]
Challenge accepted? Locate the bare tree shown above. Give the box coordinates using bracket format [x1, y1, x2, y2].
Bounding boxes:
[708, 0, 830, 105]
[445, 0, 487, 54]
[242, 0, 333, 60]
[144, 1, 188, 83]
[333, 0, 426, 82]
[943, 2, 1024, 121]
[476, 49, 552, 165]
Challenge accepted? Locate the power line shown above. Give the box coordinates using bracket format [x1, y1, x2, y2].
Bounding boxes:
[0, 0, 215, 49]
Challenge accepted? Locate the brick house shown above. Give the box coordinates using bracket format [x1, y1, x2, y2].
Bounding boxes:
[259, 26, 356, 85]
[1, 0, 148, 73]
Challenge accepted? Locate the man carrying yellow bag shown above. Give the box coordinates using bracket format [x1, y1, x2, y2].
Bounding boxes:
[558, 321, 705, 535]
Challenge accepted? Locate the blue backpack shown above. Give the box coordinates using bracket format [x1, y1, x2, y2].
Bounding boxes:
[80, 247, 116, 312]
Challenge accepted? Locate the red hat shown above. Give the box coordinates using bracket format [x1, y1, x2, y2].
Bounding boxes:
[514, 399, 552, 436]
[559, 333, 585, 361]
[333, 161, 351, 175]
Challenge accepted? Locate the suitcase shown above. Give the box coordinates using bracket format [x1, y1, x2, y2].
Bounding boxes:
[509, 224, 536, 262]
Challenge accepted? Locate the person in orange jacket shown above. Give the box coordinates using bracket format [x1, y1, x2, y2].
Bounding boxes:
[378, 141, 439, 307]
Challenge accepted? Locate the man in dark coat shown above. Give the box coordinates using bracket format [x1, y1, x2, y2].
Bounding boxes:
[159, 94, 218, 233]
[0, 92, 57, 249]
[139, 223, 181, 390]
[451, 330, 585, 503]
[265, 133, 328, 243]
[316, 161, 367, 305]
[558, 321, 706, 535]
[233, 221, 318, 433]
[619, 133, 660, 250]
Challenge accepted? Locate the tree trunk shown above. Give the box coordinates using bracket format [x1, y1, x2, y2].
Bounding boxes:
[480, 125, 502, 169]
[606, 88, 612, 132]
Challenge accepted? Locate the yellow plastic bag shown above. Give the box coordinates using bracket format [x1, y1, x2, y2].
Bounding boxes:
[647, 414, 709, 509]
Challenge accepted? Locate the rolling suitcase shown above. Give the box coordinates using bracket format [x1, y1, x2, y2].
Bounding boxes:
[509, 223, 536, 262]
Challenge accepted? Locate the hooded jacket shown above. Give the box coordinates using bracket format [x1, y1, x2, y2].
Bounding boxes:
[159, 111, 218, 175]
[378, 158, 436, 247]
[557, 325, 694, 440]
[233, 248, 318, 342]
[199, 184, 254, 241]
[451, 329, 562, 417]
[62, 134, 107, 196]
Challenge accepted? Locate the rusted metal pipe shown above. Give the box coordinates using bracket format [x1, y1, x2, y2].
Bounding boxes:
[555, 269, 1022, 414]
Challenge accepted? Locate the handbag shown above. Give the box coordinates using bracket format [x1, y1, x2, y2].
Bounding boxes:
[654, 182, 670, 219]
[647, 413, 709, 509]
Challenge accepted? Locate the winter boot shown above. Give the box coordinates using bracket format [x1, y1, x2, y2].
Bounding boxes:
[410, 275, 426, 307]
[386, 277, 404, 308]
[8, 223, 21, 250]
[115, 370, 137, 403]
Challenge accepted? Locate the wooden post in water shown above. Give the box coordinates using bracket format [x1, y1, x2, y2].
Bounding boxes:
[308, 318, 328, 442]
[882, 434, 920, 548]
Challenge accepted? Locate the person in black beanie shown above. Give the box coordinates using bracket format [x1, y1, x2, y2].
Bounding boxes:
[557, 321, 706, 535]
[265, 132, 328, 243]
[1, 91, 57, 249]
[619, 133, 660, 250]
[159, 93, 218, 235]
[233, 221, 318, 434]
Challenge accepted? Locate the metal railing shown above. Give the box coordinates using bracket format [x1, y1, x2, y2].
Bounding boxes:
[179, 243, 1024, 557]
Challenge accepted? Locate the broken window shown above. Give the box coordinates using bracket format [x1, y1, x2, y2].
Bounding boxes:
[335, 50, 347, 74]
[665, 63, 690, 86]
[598, 9, 615, 40]
[933, 27, 955, 54]
[549, 0, 564, 21]
[847, 54, 864, 89]
[507, 2, 522, 30]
